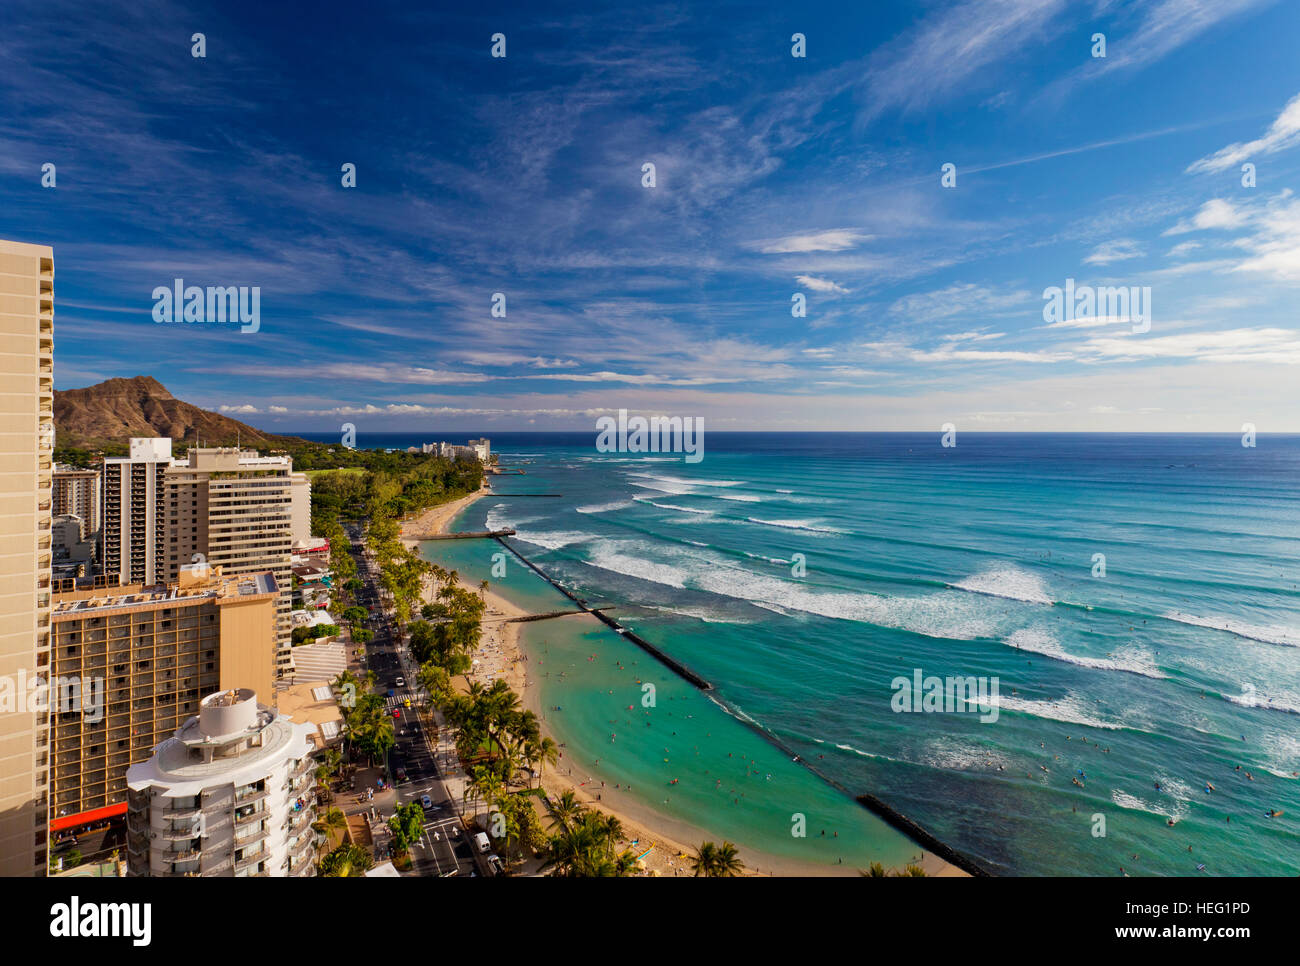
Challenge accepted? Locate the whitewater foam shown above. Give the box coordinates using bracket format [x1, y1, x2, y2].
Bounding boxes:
[578, 539, 1004, 640]
[1004, 628, 1167, 679]
[515, 530, 597, 551]
[952, 566, 1054, 605]
[576, 500, 632, 514]
[1163, 611, 1300, 648]
[746, 517, 848, 535]
[994, 692, 1128, 731]
[629, 472, 743, 488]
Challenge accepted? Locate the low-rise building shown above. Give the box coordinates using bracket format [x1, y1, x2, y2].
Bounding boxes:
[51, 513, 96, 581]
[276, 681, 344, 754]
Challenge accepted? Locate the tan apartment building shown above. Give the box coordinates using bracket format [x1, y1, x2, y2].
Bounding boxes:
[102, 437, 172, 586]
[49, 565, 278, 833]
[289, 471, 311, 544]
[164, 447, 295, 677]
[52, 465, 100, 536]
[0, 238, 54, 876]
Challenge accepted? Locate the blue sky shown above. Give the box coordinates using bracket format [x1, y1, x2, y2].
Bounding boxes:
[4, 0, 1300, 432]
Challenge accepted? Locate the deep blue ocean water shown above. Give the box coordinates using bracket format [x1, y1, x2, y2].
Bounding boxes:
[302, 431, 1300, 875]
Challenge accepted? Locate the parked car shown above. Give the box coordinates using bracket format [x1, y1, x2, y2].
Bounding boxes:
[395, 676, 405, 687]
[420, 794, 433, 810]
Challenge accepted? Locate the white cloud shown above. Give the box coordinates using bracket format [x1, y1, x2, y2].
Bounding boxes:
[219, 404, 259, 414]
[940, 331, 1006, 343]
[1188, 91, 1300, 173]
[1164, 198, 1247, 235]
[889, 283, 1031, 323]
[1042, 315, 1134, 330]
[795, 274, 850, 294]
[1080, 327, 1300, 364]
[1084, 239, 1144, 265]
[757, 230, 868, 254]
[1230, 191, 1300, 280]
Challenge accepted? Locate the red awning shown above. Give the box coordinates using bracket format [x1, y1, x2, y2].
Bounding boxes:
[51, 801, 128, 832]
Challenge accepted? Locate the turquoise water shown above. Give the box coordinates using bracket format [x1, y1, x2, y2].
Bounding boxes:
[427, 534, 927, 873]
[411, 432, 1300, 876]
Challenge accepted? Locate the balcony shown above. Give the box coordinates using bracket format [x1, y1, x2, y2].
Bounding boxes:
[159, 824, 199, 841]
[234, 786, 268, 806]
[285, 810, 313, 835]
[287, 852, 315, 876]
[233, 808, 265, 828]
[233, 847, 267, 872]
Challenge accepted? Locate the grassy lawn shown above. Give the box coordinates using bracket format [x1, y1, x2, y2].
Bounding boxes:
[305, 467, 368, 479]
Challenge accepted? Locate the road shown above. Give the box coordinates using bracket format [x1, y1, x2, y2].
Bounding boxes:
[345, 521, 489, 877]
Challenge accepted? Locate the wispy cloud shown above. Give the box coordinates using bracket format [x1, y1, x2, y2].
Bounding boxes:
[1085, 239, 1144, 265]
[755, 230, 868, 253]
[1189, 91, 1300, 173]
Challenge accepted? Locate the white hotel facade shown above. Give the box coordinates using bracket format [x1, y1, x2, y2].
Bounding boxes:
[125, 688, 317, 877]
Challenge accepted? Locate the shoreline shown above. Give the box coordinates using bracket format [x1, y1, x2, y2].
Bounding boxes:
[400, 489, 965, 877]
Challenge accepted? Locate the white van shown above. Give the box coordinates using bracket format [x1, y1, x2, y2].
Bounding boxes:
[474, 832, 491, 854]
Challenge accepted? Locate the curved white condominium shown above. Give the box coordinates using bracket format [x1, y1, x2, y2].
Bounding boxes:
[126, 689, 318, 877]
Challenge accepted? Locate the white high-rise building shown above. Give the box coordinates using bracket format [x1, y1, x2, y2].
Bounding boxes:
[125, 688, 317, 877]
[102, 437, 173, 586]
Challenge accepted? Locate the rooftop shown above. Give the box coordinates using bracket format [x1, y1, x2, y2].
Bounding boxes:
[276, 680, 345, 751]
[52, 569, 277, 618]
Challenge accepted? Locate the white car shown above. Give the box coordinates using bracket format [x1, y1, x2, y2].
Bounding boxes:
[395, 676, 405, 687]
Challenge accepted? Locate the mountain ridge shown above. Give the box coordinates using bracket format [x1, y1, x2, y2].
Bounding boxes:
[54, 375, 307, 450]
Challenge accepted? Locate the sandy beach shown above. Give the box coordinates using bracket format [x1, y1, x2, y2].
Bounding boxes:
[401, 488, 964, 877]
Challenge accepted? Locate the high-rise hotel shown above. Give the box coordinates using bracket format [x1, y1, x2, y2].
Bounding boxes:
[102, 437, 173, 587]
[164, 448, 296, 676]
[50, 565, 279, 833]
[0, 239, 55, 876]
[97, 440, 298, 677]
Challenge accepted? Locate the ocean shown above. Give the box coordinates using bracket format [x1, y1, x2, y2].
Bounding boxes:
[301, 431, 1300, 876]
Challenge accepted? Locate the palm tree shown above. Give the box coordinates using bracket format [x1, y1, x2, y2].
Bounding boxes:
[597, 815, 624, 859]
[690, 842, 718, 877]
[712, 841, 744, 877]
[319, 842, 372, 877]
[549, 789, 586, 832]
[862, 862, 888, 877]
[690, 840, 745, 877]
[532, 737, 558, 790]
[312, 807, 348, 852]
